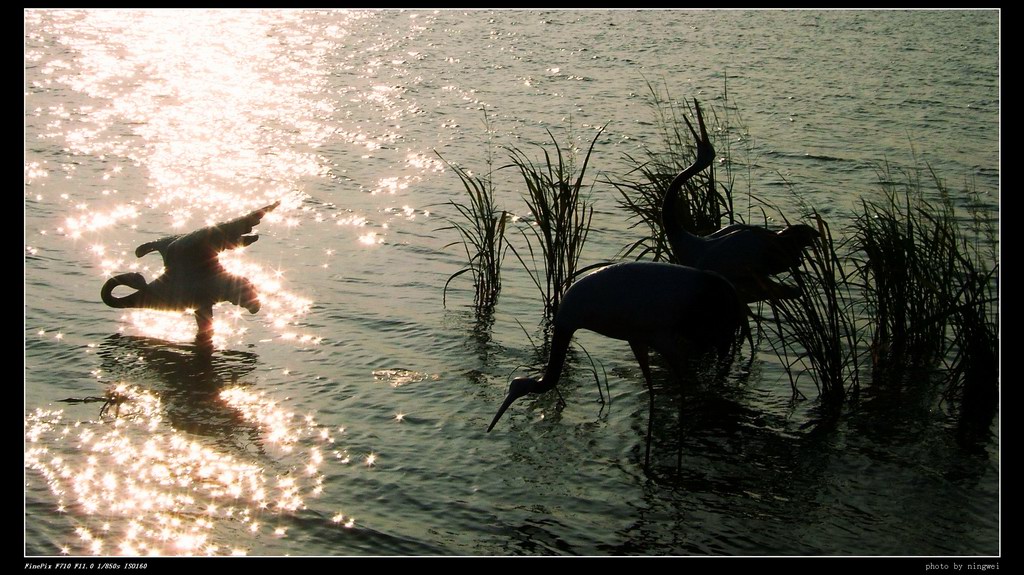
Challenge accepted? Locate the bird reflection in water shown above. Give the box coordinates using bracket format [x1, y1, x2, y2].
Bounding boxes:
[24, 335, 352, 556]
[96, 334, 261, 446]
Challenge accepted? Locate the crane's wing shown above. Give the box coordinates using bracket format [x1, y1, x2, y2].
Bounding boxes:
[161, 200, 281, 269]
[701, 223, 819, 276]
[705, 223, 766, 240]
[201, 200, 280, 252]
[697, 230, 789, 279]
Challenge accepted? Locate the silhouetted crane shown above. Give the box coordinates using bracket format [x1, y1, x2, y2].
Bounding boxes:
[663, 99, 818, 303]
[487, 261, 745, 466]
[101, 201, 279, 344]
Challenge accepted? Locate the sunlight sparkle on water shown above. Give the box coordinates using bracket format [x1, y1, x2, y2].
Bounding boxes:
[359, 232, 383, 246]
[47, 11, 334, 217]
[62, 205, 139, 236]
[406, 152, 445, 173]
[46, 9, 329, 350]
[372, 369, 438, 388]
[25, 382, 359, 556]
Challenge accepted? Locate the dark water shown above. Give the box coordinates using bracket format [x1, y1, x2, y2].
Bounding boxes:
[24, 9, 998, 557]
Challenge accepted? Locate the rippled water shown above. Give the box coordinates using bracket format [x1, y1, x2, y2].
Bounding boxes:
[24, 9, 999, 557]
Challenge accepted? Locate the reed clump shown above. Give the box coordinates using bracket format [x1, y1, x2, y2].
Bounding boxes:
[620, 87, 997, 426]
[506, 128, 602, 321]
[438, 152, 508, 312]
[851, 164, 998, 419]
[853, 163, 952, 369]
[766, 213, 863, 406]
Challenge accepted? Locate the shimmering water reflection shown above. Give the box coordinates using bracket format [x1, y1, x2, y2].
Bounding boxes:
[25, 383, 359, 556]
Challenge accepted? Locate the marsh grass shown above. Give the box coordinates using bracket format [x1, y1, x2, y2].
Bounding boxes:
[766, 213, 863, 406]
[853, 164, 951, 368]
[945, 184, 999, 419]
[943, 256, 999, 422]
[438, 152, 508, 312]
[506, 128, 602, 321]
[852, 164, 999, 420]
[763, 161, 997, 424]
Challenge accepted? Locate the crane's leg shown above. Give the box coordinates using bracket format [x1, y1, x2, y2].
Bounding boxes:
[649, 334, 694, 470]
[677, 381, 686, 471]
[629, 340, 655, 470]
[194, 304, 214, 353]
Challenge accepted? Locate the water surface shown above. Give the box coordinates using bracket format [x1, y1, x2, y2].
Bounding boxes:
[24, 9, 999, 557]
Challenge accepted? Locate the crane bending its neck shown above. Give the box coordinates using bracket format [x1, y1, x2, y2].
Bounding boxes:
[486, 327, 572, 432]
[100, 273, 149, 309]
[662, 99, 716, 266]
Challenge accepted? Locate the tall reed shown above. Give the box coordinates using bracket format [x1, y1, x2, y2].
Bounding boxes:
[854, 165, 981, 367]
[944, 180, 999, 422]
[943, 258, 999, 422]
[506, 128, 601, 321]
[438, 153, 508, 312]
[766, 213, 863, 405]
[851, 163, 998, 419]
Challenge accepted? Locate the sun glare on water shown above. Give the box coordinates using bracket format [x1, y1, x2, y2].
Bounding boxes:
[24, 8, 421, 556]
[25, 384, 360, 556]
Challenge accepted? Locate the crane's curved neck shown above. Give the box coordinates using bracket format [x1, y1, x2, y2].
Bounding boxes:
[101, 274, 148, 309]
[487, 326, 574, 432]
[535, 325, 573, 394]
[662, 166, 707, 266]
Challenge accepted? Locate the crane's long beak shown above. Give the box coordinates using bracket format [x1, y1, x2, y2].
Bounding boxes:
[486, 379, 534, 432]
[486, 393, 519, 432]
